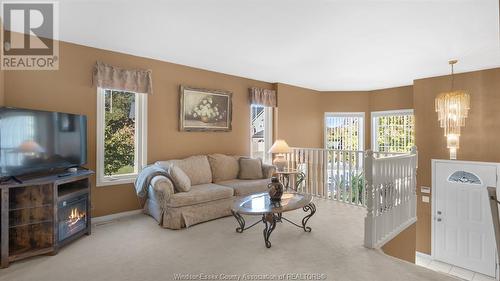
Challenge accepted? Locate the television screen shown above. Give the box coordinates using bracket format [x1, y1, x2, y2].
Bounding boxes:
[0, 107, 87, 178]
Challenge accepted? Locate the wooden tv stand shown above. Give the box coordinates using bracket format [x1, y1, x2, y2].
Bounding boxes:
[0, 170, 94, 268]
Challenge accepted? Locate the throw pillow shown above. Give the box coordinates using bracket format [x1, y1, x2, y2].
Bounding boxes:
[238, 158, 264, 180]
[173, 155, 212, 185]
[208, 154, 240, 182]
[169, 164, 191, 192]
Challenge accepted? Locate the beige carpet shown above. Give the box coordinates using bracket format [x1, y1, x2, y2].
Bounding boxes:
[0, 199, 458, 281]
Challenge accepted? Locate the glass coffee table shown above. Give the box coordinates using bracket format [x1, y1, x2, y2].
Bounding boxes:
[231, 192, 316, 248]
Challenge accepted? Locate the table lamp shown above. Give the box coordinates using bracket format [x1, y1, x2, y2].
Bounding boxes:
[16, 140, 45, 155]
[268, 139, 291, 171]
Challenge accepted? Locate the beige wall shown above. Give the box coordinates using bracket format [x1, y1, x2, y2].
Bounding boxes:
[382, 222, 417, 263]
[276, 83, 323, 148]
[276, 85, 414, 150]
[0, 69, 4, 105]
[413, 67, 500, 254]
[313, 72, 500, 259]
[321, 91, 371, 149]
[320, 87, 414, 150]
[369, 86, 414, 151]
[369, 86, 416, 260]
[8, 35, 498, 262]
[321, 87, 415, 261]
[277, 85, 415, 262]
[4, 41, 273, 217]
[370, 86, 414, 112]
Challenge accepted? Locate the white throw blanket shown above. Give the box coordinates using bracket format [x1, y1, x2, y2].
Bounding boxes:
[134, 164, 170, 198]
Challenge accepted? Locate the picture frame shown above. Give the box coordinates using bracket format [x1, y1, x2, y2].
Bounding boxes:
[179, 86, 233, 132]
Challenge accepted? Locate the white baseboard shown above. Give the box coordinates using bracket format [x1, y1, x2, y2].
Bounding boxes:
[416, 251, 432, 260]
[92, 209, 142, 225]
[376, 217, 417, 248]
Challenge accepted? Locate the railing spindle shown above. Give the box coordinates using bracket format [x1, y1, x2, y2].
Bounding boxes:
[323, 150, 328, 198]
[350, 151, 353, 204]
[288, 147, 417, 247]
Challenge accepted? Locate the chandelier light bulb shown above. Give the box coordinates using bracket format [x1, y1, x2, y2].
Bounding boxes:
[435, 60, 470, 159]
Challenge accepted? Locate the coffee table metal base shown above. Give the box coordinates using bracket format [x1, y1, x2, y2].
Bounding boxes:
[231, 202, 316, 248]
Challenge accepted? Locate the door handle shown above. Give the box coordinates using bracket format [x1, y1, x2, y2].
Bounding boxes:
[437, 211, 442, 215]
[437, 218, 442, 222]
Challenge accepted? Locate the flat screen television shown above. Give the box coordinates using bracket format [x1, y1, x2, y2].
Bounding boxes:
[0, 107, 87, 178]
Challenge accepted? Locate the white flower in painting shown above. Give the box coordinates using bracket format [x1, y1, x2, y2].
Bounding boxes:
[190, 97, 225, 121]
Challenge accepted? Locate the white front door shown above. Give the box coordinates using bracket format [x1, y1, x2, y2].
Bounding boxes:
[433, 160, 497, 277]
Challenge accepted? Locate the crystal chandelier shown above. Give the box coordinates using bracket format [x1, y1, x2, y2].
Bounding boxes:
[435, 60, 470, 160]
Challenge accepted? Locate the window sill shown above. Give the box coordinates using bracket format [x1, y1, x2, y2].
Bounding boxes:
[96, 175, 137, 187]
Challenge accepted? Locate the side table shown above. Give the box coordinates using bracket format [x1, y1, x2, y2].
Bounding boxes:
[275, 169, 305, 192]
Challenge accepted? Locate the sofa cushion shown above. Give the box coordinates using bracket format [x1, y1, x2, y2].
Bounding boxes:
[167, 183, 234, 208]
[169, 164, 191, 192]
[156, 155, 212, 185]
[217, 179, 271, 196]
[208, 154, 240, 182]
[238, 158, 264, 180]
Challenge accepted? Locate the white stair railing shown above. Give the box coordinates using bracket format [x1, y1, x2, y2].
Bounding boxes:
[487, 187, 500, 281]
[287, 147, 417, 248]
[287, 148, 408, 206]
[287, 148, 365, 204]
[363, 147, 418, 248]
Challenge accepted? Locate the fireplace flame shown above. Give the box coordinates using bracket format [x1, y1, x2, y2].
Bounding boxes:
[68, 208, 86, 228]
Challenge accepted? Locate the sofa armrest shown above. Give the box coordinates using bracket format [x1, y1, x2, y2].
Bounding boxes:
[262, 163, 276, 179]
[150, 175, 175, 210]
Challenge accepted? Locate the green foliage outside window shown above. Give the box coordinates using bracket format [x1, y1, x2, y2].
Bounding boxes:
[376, 115, 414, 152]
[333, 172, 365, 204]
[104, 90, 136, 176]
[325, 118, 360, 151]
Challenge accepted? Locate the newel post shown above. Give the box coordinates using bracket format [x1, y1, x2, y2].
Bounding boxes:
[410, 146, 418, 218]
[411, 146, 418, 168]
[364, 149, 375, 248]
[410, 146, 418, 194]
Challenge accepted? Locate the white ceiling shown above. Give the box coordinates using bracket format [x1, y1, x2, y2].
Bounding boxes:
[45, 1, 500, 90]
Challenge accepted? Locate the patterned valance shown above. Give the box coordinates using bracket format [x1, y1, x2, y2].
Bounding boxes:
[93, 61, 153, 94]
[249, 87, 277, 107]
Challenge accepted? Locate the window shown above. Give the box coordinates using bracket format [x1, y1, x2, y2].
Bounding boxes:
[0, 114, 35, 169]
[250, 105, 273, 164]
[97, 88, 147, 186]
[324, 112, 364, 151]
[371, 109, 414, 153]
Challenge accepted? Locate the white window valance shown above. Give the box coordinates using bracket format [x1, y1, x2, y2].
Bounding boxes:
[93, 61, 153, 94]
[249, 87, 277, 107]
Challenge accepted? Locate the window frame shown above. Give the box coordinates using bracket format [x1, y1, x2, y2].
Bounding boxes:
[96, 88, 148, 187]
[371, 109, 414, 152]
[249, 105, 274, 164]
[324, 112, 365, 151]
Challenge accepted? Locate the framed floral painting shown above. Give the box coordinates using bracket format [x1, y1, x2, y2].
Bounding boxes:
[179, 86, 233, 131]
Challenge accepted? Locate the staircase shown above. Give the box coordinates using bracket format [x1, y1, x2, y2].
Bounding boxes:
[287, 147, 418, 249]
[364, 147, 418, 248]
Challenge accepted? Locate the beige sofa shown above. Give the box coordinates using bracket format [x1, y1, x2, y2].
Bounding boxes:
[142, 154, 275, 229]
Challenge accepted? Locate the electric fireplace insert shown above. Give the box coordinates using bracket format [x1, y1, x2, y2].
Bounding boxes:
[58, 193, 88, 242]
[56, 177, 91, 245]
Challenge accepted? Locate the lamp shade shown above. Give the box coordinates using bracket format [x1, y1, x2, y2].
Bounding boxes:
[268, 139, 291, 154]
[16, 140, 45, 153]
